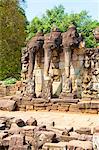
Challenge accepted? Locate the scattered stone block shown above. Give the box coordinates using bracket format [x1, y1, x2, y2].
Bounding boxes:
[35, 130, 56, 148]
[9, 123, 21, 134]
[0, 100, 16, 111]
[26, 117, 37, 126]
[42, 142, 68, 150]
[8, 134, 25, 150]
[21, 126, 37, 137]
[75, 127, 91, 135]
[15, 118, 26, 127]
[68, 140, 93, 150]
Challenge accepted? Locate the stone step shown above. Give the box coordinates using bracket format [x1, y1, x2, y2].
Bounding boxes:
[51, 98, 79, 104]
[78, 100, 99, 109]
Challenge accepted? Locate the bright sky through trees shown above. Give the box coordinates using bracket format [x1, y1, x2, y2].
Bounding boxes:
[25, 0, 99, 22]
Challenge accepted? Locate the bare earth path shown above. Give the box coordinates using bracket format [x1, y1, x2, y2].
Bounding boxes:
[0, 111, 99, 130]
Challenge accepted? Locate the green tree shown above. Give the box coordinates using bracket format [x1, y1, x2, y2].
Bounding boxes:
[0, 0, 27, 80]
[27, 5, 99, 47]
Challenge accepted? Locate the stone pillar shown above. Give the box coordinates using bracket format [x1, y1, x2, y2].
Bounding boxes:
[42, 76, 52, 100]
[21, 47, 29, 81]
[60, 47, 73, 98]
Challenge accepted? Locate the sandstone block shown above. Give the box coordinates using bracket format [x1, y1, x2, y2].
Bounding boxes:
[26, 117, 37, 126]
[9, 134, 25, 147]
[68, 140, 92, 150]
[14, 118, 26, 127]
[0, 100, 16, 111]
[43, 142, 68, 150]
[52, 81, 62, 97]
[75, 127, 91, 135]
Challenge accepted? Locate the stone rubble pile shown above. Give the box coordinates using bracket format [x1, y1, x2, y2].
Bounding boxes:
[0, 116, 98, 150]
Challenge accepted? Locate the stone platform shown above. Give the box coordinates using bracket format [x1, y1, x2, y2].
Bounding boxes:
[0, 95, 99, 114]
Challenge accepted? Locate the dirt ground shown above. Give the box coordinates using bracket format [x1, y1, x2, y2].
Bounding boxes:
[0, 111, 99, 130]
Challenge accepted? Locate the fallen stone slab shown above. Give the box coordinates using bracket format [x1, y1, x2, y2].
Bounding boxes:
[75, 127, 91, 135]
[54, 126, 73, 133]
[35, 130, 56, 148]
[48, 127, 68, 136]
[42, 142, 68, 150]
[0, 100, 16, 111]
[69, 132, 93, 141]
[9, 123, 21, 134]
[68, 140, 93, 150]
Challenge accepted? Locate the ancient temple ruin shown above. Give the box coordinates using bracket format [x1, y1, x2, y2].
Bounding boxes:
[21, 25, 99, 100]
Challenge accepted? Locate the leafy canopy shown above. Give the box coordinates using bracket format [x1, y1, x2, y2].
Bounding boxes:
[27, 5, 99, 48]
[0, 0, 27, 80]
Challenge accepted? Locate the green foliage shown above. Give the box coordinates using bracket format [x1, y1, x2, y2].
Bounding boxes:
[0, 0, 27, 80]
[3, 77, 17, 85]
[27, 5, 99, 47]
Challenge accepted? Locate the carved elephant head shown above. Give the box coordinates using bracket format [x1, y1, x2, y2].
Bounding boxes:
[27, 32, 44, 80]
[27, 32, 44, 53]
[43, 27, 62, 50]
[62, 25, 81, 49]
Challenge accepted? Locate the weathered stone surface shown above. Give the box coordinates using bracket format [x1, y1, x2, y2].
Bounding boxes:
[0, 132, 8, 142]
[35, 130, 56, 148]
[9, 123, 21, 134]
[69, 132, 93, 141]
[0, 100, 16, 111]
[8, 134, 25, 150]
[42, 142, 68, 150]
[69, 104, 80, 112]
[52, 81, 62, 97]
[68, 140, 92, 150]
[75, 127, 91, 135]
[15, 118, 26, 127]
[21, 126, 37, 137]
[9, 145, 29, 150]
[2, 136, 11, 146]
[26, 117, 37, 126]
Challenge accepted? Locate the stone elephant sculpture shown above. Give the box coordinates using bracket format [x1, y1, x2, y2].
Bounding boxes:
[25, 32, 44, 97]
[27, 32, 44, 80]
[62, 25, 83, 78]
[43, 27, 62, 78]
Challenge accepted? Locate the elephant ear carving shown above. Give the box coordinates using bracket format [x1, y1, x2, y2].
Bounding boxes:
[62, 25, 81, 49]
[27, 32, 44, 52]
[44, 29, 62, 50]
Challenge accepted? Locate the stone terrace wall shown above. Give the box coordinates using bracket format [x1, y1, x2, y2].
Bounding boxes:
[21, 47, 99, 99]
[82, 48, 99, 99]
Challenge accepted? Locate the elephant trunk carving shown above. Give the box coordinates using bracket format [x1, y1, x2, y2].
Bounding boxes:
[27, 32, 44, 80]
